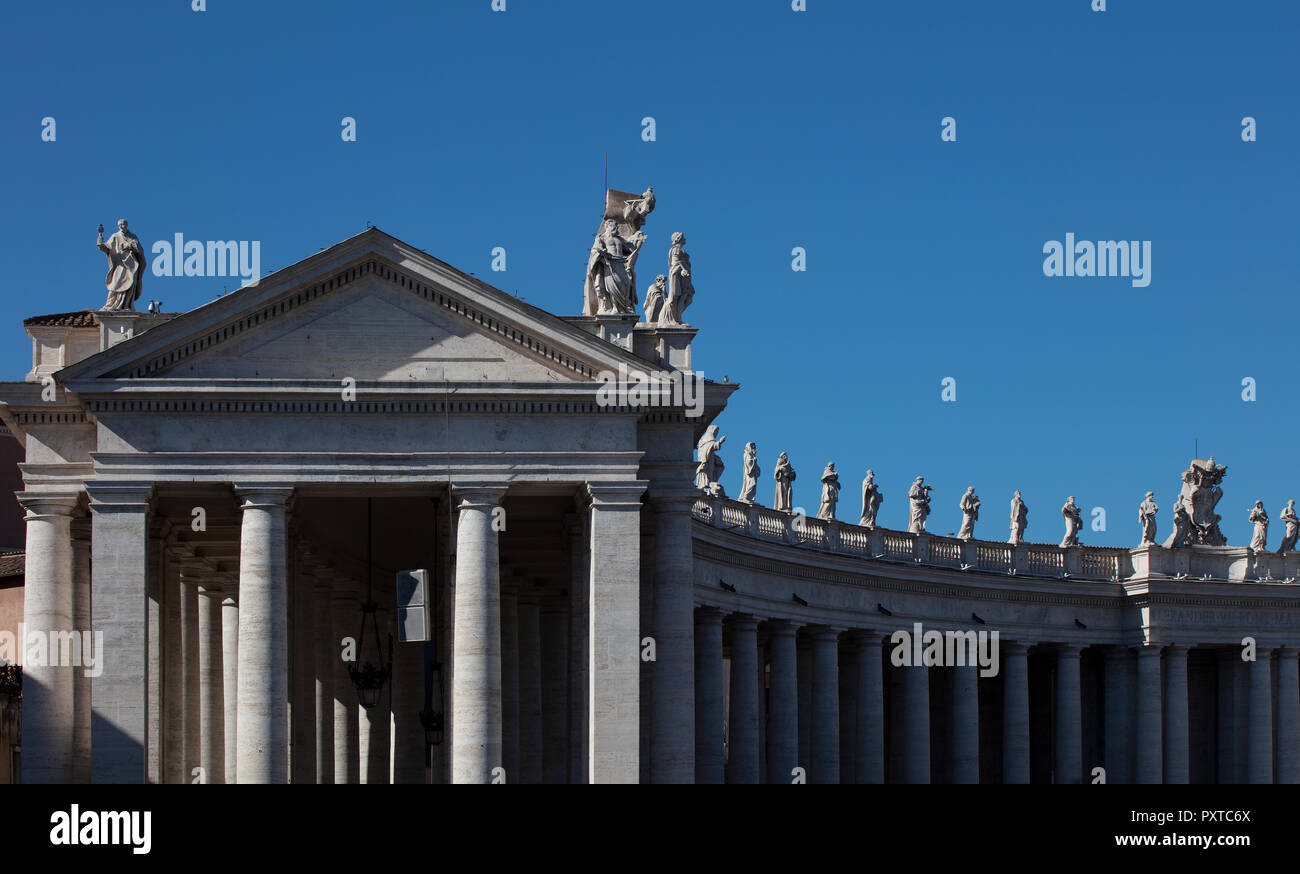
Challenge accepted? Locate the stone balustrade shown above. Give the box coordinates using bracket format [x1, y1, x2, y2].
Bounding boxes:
[692, 494, 1300, 583]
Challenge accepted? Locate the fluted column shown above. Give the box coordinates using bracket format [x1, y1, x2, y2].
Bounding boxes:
[726, 614, 761, 783]
[950, 663, 980, 784]
[694, 607, 725, 783]
[854, 630, 885, 783]
[179, 558, 204, 781]
[312, 580, 335, 784]
[332, 588, 360, 783]
[766, 621, 799, 784]
[1163, 644, 1190, 784]
[234, 485, 293, 783]
[585, 483, 645, 783]
[87, 482, 154, 783]
[1247, 648, 1273, 783]
[70, 517, 92, 783]
[517, 583, 543, 784]
[450, 485, 508, 784]
[564, 512, 589, 783]
[809, 626, 840, 784]
[901, 657, 930, 784]
[649, 489, 697, 783]
[221, 585, 239, 784]
[1002, 642, 1030, 784]
[1277, 647, 1299, 784]
[1135, 645, 1163, 783]
[16, 493, 79, 783]
[1055, 644, 1082, 784]
[1104, 647, 1133, 784]
[198, 582, 226, 783]
[541, 596, 569, 783]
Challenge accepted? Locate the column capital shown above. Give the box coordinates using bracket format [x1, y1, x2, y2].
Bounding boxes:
[584, 481, 647, 509]
[763, 619, 801, 638]
[451, 482, 509, 508]
[1057, 643, 1084, 658]
[1277, 646, 1300, 659]
[726, 613, 761, 632]
[1164, 644, 1191, 658]
[85, 481, 154, 512]
[233, 484, 295, 510]
[695, 605, 726, 626]
[1003, 641, 1031, 656]
[1137, 644, 1164, 658]
[646, 486, 702, 510]
[17, 492, 81, 519]
[848, 628, 883, 645]
[805, 624, 843, 641]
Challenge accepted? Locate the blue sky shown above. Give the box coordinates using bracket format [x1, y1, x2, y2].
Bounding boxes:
[2, 0, 1296, 548]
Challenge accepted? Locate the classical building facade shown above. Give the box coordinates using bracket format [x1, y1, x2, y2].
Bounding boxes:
[2, 221, 1298, 784]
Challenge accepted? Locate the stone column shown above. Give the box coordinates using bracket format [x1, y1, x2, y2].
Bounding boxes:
[221, 583, 239, 784]
[86, 482, 154, 783]
[312, 581, 335, 784]
[541, 596, 569, 784]
[1247, 648, 1273, 784]
[766, 621, 799, 784]
[585, 482, 645, 783]
[1135, 645, 1163, 784]
[17, 493, 79, 783]
[809, 626, 840, 784]
[332, 589, 360, 784]
[1104, 647, 1133, 784]
[1002, 642, 1030, 784]
[390, 615, 427, 785]
[163, 545, 184, 783]
[517, 583, 544, 784]
[1277, 647, 1299, 784]
[564, 512, 589, 784]
[450, 485, 508, 784]
[797, 633, 812, 774]
[499, 576, 519, 783]
[197, 583, 226, 783]
[901, 659, 930, 784]
[1163, 644, 1190, 784]
[694, 607, 725, 784]
[950, 662, 980, 784]
[291, 554, 317, 783]
[1055, 644, 1082, 784]
[837, 636, 856, 784]
[649, 489, 697, 783]
[854, 631, 885, 784]
[1216, 649, 1241, 784]
[726, 614, 761, 784]
[234, 485, 293, 783]
[68, 516, 93, 784]
[179, 558, 204, 782]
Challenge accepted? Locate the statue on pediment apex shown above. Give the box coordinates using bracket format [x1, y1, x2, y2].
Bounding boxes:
[97, 218, 146, 311]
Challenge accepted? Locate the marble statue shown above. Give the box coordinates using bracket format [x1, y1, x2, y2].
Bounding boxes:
[694, 425, 726, 496]
[1139, 492, 1158, 546]
[1167, 500, 1192, 548]
[582, 187, 654, 316]
[1164, 457, 1228, 547]
[739, 442, 759, 505]
[658, 232, 695, 326]
[643, 275, 667, 325]
[958, 487, 980, 540]
[1060, 496, 1083, 547]
[773, 452, 796, 513]
[1278, 500, 1299, 554]
[1009, 491, 1028, 545]
[97, 219, 146, 311]
[860, 469, 883, 528]
[1249, 501, 1269, 552]
[907, 476, 933, 535]
[818, 462, 840, 521]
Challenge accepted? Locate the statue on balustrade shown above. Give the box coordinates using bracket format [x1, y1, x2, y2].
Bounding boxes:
[643, 274, 667, 325]
[958, 486, 981, 540]
[657, 232, 695, 326]
[818, 462, 841, 521]
[1249, 501, 1269, 552]
[582, 186, 655, 316]
[1009, 491, 1028, 545]
[860, 469, 883, 528]
[773, 452, 796, 513]
[1138, 492, 1158, 546]
[1060, 496, 1083, 547]
[97, 219, 147, 311]
[1278, 500, 1299, 554]
[739, 442, 760, 505]
[1165, 457, 1228, 547]
[908, 476, 933, 534]
[1167, 500, 1192, 548]
[694, 425, 726, 497]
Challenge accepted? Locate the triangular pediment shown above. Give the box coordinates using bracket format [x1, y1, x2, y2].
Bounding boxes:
[57, 229, 656, 386]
